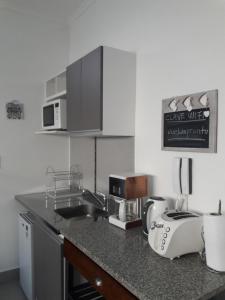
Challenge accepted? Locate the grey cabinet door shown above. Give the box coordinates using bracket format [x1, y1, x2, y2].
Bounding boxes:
[66, 58, 82, 131]
[67, 47, 103, 132]
[81, 46, 103, 131]
[33, 220, 63, 300]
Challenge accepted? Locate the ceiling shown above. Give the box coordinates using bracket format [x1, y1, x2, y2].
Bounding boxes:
[0, 0, 92, 24]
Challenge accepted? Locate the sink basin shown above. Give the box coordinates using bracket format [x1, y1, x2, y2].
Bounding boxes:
[54, 204, 108, 220]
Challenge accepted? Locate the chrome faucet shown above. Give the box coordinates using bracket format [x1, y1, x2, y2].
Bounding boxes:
[82, 189, 108, 211]
[96, 192, 108, 211]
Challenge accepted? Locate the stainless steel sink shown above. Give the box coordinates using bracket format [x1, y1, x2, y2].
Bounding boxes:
[53, 189, 109, 220]
[54, 204, 108, 220]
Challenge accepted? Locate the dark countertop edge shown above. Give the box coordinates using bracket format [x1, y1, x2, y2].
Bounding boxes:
[200, 285, 225, 300]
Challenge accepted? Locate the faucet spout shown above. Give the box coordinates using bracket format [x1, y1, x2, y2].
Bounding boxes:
[82, 189, 108, 211]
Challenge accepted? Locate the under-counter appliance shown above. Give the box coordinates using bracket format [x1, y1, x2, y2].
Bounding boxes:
[142, 197, 169, 238]
[148, 210, 203, 259]
[19, 212, 66, 300]
[108, 173, 148, 230]
[33, 216, 65, 300]
[19, 213, 34, 300]
[42, 98, 67, 130]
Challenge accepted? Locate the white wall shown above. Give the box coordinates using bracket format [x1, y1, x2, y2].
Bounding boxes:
[68, 0, 225, 213]
[69, 137, 95, 192]
[69, 137, 134, 194]
[0, 8, 70, 271]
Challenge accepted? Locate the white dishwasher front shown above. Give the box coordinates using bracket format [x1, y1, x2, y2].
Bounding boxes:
[19, 213, 34, 300]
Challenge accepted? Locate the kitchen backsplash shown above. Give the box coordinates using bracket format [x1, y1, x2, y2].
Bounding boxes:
[69, 137, 135, 194]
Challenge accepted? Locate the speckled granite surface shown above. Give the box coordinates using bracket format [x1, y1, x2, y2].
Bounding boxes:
[15, 193, 225, 300]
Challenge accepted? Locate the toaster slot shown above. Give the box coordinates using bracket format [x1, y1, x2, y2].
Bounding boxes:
[167, 212, 191, 218]
[173, 215, 198, 220]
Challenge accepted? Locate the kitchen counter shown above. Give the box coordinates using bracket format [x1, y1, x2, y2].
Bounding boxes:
[15, 193, 225, 300]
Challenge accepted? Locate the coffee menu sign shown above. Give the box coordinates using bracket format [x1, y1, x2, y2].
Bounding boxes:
[162, 90, 218, 153]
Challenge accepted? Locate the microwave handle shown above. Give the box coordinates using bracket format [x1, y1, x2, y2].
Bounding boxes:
[142, 200, 154, 235]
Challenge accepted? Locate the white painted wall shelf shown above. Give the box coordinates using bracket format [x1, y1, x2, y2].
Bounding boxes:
[45, 90, 66, 102]
[35, 130, 131, 138]
[45, 71, 66, 102]
[35, 130, 69, 136]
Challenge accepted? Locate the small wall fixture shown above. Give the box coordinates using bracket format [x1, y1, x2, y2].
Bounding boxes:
[6, 100, 24, 119]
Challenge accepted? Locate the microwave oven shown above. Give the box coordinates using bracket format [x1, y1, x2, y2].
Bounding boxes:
[42, 99, 67, 130]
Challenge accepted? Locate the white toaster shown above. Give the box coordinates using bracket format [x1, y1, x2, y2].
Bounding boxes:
[148, 210, 204, 259]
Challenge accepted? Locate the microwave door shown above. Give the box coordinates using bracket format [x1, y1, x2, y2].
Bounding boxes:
[43, 105, 54, 128]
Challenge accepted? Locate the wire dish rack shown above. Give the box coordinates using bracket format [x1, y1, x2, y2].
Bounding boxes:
[45, 165, 83, 199]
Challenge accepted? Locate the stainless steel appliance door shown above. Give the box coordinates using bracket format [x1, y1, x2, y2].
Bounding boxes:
[33, 219, 63, 300]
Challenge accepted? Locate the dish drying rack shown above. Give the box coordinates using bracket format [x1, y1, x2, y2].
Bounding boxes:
[46, 165, 83, 199]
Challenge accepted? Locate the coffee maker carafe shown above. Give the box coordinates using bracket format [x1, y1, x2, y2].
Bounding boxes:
[108, 173, 148, 230]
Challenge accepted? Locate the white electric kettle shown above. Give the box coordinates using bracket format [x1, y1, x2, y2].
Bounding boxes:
[142, 196, 169, 238]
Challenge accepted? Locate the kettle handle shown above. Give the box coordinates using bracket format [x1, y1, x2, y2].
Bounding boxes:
[142, 200, 154, 235]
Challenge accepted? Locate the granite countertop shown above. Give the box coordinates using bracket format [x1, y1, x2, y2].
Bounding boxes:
[15, 193, 225, 300]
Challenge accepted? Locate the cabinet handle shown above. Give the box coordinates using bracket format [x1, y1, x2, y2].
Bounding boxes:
[95, 277, 103, 287]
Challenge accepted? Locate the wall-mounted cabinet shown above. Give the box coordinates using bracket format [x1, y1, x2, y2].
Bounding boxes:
[67, 46, 136, 136]
[38, 46, 136, 137]
[45, 71, 66, 102]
